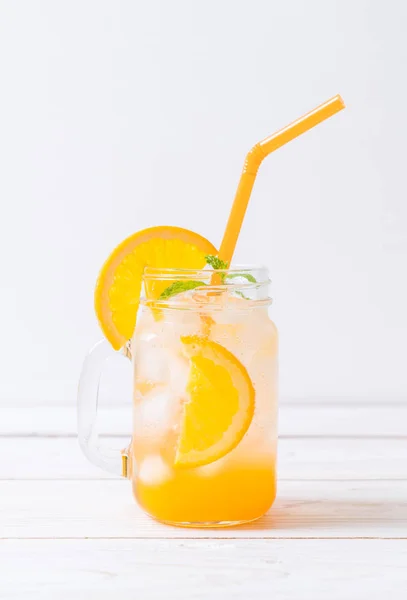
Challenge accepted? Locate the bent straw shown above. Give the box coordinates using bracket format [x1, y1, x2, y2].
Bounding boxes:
[218, 94, 345, 265]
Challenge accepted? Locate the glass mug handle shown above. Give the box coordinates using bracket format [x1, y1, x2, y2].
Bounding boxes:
[77, 339, 132, 478]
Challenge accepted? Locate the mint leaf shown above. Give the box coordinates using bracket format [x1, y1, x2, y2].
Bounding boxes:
[205, 255, 228, 270]
[234, 290, 249, 299]
[159, 280, 205, 300]
[205, 255, 229, 283]
[225, 272, 257, 283]
[157, 256, 256, 301]
[225, 271, 256, 300]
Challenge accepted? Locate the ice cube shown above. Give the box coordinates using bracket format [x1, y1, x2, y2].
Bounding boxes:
[135, 338, 170, 388]
[168, 352, 189, 397]
[134, 305, 201, 384]
[133, 387, 174, 438]
[134, 308, 174, 387]
[138, 455, 172, 485]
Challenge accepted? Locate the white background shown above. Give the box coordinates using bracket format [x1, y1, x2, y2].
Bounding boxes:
[0, 0, 406, 406]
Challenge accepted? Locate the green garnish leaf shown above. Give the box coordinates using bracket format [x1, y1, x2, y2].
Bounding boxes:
[158, 256, 256, 301]
[228, 272, 256, 299]
[233, 290, 250, 300]
[205, 255, 229, 270]
[225, 272, 257, 283]
[159, 280, 206, 300]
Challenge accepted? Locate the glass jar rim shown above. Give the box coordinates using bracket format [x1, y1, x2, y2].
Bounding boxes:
[141, 264, 272, 310]
[143, 264, 269, 281]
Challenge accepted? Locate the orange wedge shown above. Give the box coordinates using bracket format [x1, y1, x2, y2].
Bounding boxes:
[175, 336, 255, 468]
[95, 227, 217, 350]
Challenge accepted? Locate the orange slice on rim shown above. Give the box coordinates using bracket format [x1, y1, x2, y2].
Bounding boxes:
[94, 226, 217, 349]
[175, 336, 255, 468]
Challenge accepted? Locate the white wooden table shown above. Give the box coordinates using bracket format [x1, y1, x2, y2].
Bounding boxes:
[1, 400, 407, 599]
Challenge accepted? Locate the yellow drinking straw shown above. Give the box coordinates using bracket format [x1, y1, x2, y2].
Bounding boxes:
[218, 94, 345, 265]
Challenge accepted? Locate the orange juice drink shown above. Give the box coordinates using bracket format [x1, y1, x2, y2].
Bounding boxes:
[78, 96, 344, 528]
[131, 266, 277, 526]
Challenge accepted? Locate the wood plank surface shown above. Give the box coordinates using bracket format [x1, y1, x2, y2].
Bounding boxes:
[0, 539, 406, 600]
[1, 405, 406, 437]
[1, 404, 406, 596]
[1, 438, 407, 480]
[1, 479, 406, 539]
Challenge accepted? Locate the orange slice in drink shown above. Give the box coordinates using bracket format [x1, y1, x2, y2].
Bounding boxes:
[95, 227, 217, 350]
[175, 336, 255, 468]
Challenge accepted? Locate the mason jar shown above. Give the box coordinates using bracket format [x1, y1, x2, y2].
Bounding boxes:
[78, 265, 278, 527]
